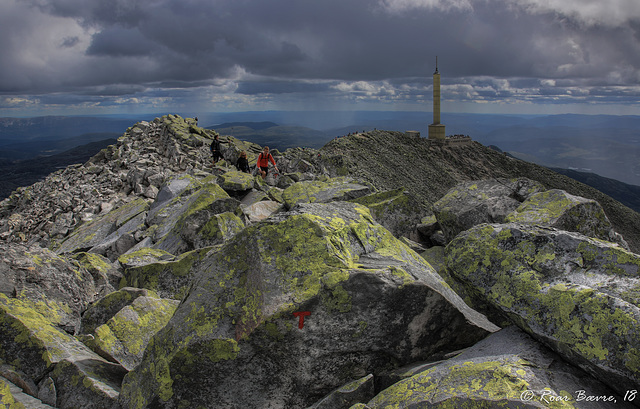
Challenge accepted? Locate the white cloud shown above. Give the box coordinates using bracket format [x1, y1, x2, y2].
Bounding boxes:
[507, 0, 640, 27]
[380, 0, 473, 12]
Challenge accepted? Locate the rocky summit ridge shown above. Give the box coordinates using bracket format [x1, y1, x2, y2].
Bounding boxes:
[0, 114, 639, 408]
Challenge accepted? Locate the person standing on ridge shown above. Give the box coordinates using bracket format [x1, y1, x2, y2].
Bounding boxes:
[257, 146, 278, 179]
[236, 151, 250, 173]
[210, 135, 222, 166]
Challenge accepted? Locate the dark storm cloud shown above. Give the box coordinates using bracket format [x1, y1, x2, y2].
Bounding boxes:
[87, 27, 159, 57]
[2, 0, 640, 111]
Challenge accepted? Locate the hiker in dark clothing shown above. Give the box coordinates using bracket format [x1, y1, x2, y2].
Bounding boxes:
[236, 151, 250, 173]
[210, 135, 222, 165]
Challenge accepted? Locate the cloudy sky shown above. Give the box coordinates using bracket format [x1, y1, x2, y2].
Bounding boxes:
[1, 0, 640, 117]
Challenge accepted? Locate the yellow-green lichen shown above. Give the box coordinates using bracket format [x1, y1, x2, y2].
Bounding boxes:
[0, 379, 27, 409]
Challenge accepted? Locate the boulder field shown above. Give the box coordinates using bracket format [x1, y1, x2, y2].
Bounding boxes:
[0, 115, 638, 408]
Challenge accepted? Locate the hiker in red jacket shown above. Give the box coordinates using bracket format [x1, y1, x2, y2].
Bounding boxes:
[257, 146, 278, 179]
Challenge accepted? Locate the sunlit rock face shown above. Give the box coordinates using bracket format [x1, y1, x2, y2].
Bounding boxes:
[119, 201, 497, 409]
[446, 222, 640, 398]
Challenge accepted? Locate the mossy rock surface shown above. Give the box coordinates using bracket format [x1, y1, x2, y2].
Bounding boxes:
[72, 252, 122, 297]
[80, 287, 158, 335]
[51, 358, 126, 409]
[506, 189, 626, 247]
[309, 374, 374, 409]
[433, 178, 545, 243]
[217, 170, 255, 192]
[281, 177, 371, 210]
[150, 178, 240, 255]
[117, 247, 175, 269]
[89, 295, 179, 371]
[0, 243, 97, 333]
[120, 246, 215, 300]
[446, 222, 640, 397]
[0, 294, 106, 382]
[365, 326, 629, 409]
[349, 188, 423, 239]
[120, 202, 496, 409]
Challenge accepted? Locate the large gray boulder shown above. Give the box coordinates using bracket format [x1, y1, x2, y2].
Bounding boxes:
[281, 177, 372, 210]
[217, 170, 256, 193]
[87, 294, 179, 371]
[119, 202, 497, 409]
[71, 252, 122, 299]
[0, 296, 126, 408]
[0, 243, 97, 333]
[54, 197, 149, 255]
[446, 222, 640, 398]
[1, 378, 56, 408]
[432, 178, 545, 243]
[80, 287, 157, 335]
[146, 176, 242, 255]
[365, 326, 632, 409]
[120, 247, 216, 300]
[506, 189, 628, 247]
[349, 188, 424, 239]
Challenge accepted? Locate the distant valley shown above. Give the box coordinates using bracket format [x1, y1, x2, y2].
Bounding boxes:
[209, 121, 333, 150]
[0, 138, 117, 199]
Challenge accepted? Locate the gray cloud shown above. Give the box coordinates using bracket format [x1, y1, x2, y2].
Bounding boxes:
[1, 0, 640, 114]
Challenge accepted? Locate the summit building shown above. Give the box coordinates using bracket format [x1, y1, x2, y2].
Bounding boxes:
[428, 57, 446, 141]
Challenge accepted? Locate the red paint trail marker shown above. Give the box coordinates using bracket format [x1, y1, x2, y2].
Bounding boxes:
[293, 311, 311, 329]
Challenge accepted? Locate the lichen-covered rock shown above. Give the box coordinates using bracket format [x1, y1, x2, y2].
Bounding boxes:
[0, 294, 126, 403]
[88, 295, 179, 371]
[416, 214, 442, 245]
[349, 189, 423, 239]
[0, 377, 52, 409]
[80, 287, 159, 335]
[0, 243, 97, 333]
[119, 202, 496, 409]
[308, 374, 375, 409]
[506, 189, 627, 247]
[217, 170, 256, 193]
[37, 377, 56, 406]
[148, 177, 241, 255]
[51, 358, 126, 409]
[0, 365, 38, 399]
[446, 222, 640, 398]
[71, 252, 122, 298]
[120, 247, 215, 300]
[117, 247, 175, 269]
[365, 326, 631, 409]
[54, 197, 149, 255]
[281, 177, 372, 210]
[433, 178, 545, 243]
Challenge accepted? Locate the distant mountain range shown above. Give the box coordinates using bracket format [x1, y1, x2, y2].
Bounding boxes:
[1, 112, 639, 209]
[0, 115, 134, 160]
[209, 122, 333, 150]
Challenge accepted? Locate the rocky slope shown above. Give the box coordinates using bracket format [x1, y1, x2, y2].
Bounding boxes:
[0, 115, 638, 408]
[318, 130, 640, 253]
